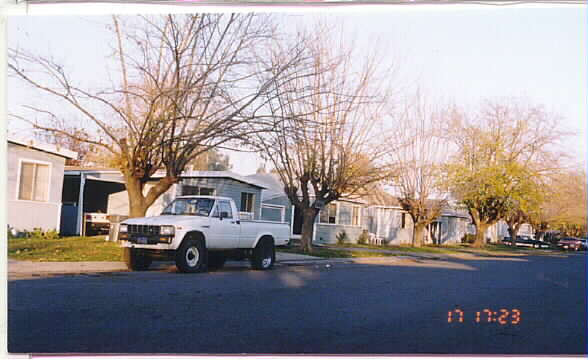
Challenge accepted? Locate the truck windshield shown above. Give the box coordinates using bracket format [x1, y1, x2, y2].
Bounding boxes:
[161, 198, 215, 216]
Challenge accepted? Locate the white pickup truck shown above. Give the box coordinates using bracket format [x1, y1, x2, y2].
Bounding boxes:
[118, 196, 290, 273]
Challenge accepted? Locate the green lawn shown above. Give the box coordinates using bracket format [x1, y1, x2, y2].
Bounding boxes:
[7, 236, 559, 263]
[473, 243, 557, 254]
[8, 236, 122, 262]
[329, 242, 558, 255]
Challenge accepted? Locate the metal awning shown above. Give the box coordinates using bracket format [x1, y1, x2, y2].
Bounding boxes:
[85, 174, 125, 184]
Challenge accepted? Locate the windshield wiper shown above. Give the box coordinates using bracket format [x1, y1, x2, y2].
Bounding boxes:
[161, 212, 174, 215]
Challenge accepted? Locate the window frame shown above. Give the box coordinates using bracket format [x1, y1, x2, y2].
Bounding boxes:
[212, 200, 233, 219]
[181, 184, 215, 196]
[240, 192, 255, 214]
[261, 204, 286, 222]
[16, 159, 52, 203]
[351, 206, 361, 226]
[198, 187, 215, 196]
[319, 202, 338, 225]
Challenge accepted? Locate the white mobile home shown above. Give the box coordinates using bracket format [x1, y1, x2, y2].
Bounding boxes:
[7, 138, 77, 234]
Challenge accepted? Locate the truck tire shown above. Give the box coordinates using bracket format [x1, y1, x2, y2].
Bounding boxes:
[208, 253, 226, 270]
[123, 248, 152, 271]
[175, 238, 207, 273]
[251, 237, 275, 270]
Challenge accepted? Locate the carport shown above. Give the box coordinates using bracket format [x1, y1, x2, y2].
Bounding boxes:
[60, 168, 126, 235]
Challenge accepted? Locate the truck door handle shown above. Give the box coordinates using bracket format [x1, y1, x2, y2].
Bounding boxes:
[201, 225, 210, 228]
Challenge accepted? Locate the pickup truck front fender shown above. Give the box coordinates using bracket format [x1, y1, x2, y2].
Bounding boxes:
[180, 231, 206, 249]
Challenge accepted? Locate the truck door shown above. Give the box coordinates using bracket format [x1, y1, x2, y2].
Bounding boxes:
[208, 200, 240, 249]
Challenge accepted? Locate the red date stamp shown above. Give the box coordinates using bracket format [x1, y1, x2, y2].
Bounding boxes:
[447, 308, 521, 325]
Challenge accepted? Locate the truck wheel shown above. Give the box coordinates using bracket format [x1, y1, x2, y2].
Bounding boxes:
[175, 238, 207, 273]
[208, 253, 226, 270]
[251, 237, 275, 270]
[123, 248, 152, 271]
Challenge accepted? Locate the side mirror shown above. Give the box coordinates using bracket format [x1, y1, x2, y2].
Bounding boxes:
[220, 211, 229, 220]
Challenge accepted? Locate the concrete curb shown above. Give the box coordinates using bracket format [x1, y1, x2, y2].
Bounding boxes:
[10, 249, 534, 276]
[8, 260, 129, 276]
[8, 257, 407, 276]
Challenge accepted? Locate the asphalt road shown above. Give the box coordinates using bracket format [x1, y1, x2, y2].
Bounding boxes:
[8, 253, 587, 355]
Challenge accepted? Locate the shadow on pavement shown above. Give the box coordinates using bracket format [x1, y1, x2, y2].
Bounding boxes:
[7, 253, 586, 355]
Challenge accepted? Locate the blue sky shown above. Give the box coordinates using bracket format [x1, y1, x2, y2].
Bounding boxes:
[7, 5, 587, 175]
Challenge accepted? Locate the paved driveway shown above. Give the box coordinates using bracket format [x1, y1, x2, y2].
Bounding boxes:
[8, 253, 586, 354]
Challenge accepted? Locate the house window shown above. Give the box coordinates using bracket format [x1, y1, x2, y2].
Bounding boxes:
[182, 185, 215, 196]
[401, 213, 406, 229]
[339, 205, 352, 225]
[352, 206, 361, 226]
[240, 192, 255, 213]
[18, 161, 50, 202]
[319, 203, 337, 224]
[199, 187, 215, 196]
[261, 204, 285, 222]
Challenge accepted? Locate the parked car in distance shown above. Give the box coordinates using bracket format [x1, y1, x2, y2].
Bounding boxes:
[557, 237, 587, 251]
[118, 196, 290, 273]
[502, 236, 550, 249]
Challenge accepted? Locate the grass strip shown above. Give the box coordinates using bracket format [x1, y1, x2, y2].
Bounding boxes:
[8, 236, 122, 262]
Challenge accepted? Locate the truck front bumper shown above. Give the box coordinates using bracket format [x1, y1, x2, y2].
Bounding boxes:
[121, 241, 175, 251]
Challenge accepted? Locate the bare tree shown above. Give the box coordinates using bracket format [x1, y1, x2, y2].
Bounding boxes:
[388, 92, 448, 247]
[504, 208, 529, 243]
[9, 14, 307, 217]
[254, 30, 393, 253]
[444, 100, 566, 247]
[187, 149, 232, 171]
[538, 169, 588, 237]
[388, 92, 449, 247]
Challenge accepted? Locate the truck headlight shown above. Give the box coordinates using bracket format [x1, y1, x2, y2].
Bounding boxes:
[118, 224, 128, 241]
[160, 225, 175, 236]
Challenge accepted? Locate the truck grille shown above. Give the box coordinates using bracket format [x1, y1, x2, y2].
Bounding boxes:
[128, 224, 161, 235]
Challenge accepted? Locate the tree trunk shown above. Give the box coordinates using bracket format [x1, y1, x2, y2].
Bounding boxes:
[473, 222, 490, 248]
[124, 173, 177, 218]
[300, 207, 319, 253]
[128, 190, 150, 218]
[126, 176, 149, 218]
[507, 222, 522, 247]
[413, 223, 426, 247]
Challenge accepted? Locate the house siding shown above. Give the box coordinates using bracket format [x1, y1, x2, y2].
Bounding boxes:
[426, 216, 467, 245]
[107, 183, 177, 217]
[310, 201, 367, 244]
[260, 195, 292, 224]
[262, 194, 471, 245]
[261, 197, 367, 242]
[260, 206, 282, 222]
[178, 178, 263, 220]
[315, 224, 365, 244]
[107, 178, 263, 220]
[367, 207, 414, 245]
[366, 206, 469, 245]
[441, 216, 466, 244]
[7, 143, 67, 232]
[494, 220, 534, 240]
